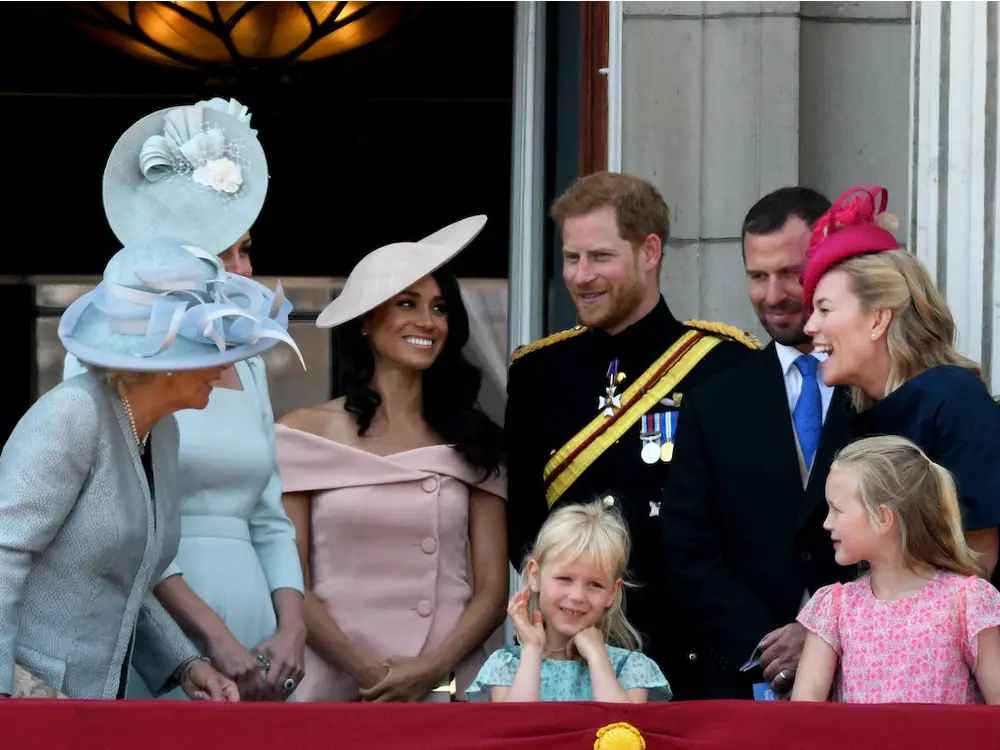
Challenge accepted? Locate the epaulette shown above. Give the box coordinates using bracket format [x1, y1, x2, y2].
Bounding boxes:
[684, 319, 762, 350]
[511, 325, 587, 362]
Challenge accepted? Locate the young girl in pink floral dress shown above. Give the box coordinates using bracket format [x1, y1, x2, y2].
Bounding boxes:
[792, 436, 1000, 704]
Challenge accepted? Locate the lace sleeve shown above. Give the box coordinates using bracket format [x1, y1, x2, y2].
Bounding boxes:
[465, 649, 520, 702]
[617, 651, 672, 701]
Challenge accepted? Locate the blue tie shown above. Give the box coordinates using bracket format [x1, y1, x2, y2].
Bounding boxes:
[793, 355, 822, 470]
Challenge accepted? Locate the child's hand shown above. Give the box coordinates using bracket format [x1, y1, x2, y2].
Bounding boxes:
[508, 587, 545, 650]
[567, 626, 605, 662]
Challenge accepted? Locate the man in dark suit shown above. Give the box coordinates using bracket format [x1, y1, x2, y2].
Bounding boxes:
[505, 171, 758, 699]
[660, 187, 854, 700]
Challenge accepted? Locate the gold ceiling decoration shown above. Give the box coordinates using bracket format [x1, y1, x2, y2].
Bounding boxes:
[68, 2, 408, 69]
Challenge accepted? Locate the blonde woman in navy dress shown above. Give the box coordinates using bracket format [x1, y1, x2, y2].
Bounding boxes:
[65, 99, 307, 701]
[802, 184, 1000, 583]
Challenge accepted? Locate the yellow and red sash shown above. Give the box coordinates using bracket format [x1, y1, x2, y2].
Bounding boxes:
[541, 330, 723, 508]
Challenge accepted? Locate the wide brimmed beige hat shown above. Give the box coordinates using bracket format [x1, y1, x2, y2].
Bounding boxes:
[316, 215, 487, 329]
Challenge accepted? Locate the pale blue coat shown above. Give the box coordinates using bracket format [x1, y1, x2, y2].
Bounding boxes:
[63, 355, 303, 700]
[0, 373, 200, 698]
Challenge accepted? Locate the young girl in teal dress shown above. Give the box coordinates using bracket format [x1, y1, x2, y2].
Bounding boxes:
[467, 498, 669, 702]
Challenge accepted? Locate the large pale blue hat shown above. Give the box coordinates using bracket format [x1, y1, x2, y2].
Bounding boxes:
[102, 98, 266, 254]
[59, 238, 304, 372]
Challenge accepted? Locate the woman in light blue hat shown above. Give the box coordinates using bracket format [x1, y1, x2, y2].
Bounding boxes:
[66, 98, 308, 702]
[1, 235, 302, 700]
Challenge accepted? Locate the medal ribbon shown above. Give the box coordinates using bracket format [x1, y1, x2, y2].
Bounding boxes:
[607, 358, 619, 382]
[543, 330, 724, 507]
[662, 411, 677, 445]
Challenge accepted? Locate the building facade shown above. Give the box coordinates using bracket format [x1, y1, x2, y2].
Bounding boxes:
[577, 1, 998, 393]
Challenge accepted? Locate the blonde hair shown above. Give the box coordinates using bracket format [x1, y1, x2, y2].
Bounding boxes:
[521, 498, 642, 650]
[833, 436, 985, 578]
[82, 364, 157, 393]
[831, 250, 982, 411]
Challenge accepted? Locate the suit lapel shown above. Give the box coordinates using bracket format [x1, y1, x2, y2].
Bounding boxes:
[746, 344, 807, 505]
[799, 386, 851, 523]
[738, 346, 851, 531]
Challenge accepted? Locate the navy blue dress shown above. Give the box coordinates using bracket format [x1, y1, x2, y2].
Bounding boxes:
[850, 365, 1000, 584]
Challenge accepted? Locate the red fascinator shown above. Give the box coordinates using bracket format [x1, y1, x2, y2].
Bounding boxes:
[801, 183, 900, 311]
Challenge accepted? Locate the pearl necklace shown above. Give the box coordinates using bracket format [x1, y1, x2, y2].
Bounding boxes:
[120, 394, 149, 454]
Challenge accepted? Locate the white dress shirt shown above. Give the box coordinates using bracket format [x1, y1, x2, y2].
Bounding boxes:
[774, 342, 834, 423]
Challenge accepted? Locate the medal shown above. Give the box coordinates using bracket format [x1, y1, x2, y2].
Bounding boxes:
[660, 410, 678, 463]
[640, 411, 678, 464]
[660, 442, 674, 462]
[640, 412, 663, 464]
[598, 358, 624, 417]
[641, 440, 660, 464]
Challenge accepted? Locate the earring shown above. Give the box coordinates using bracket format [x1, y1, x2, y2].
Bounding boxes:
[871, 332, 877, 340]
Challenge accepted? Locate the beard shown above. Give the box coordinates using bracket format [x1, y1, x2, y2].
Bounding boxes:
[756, 303, 812, 348]
[573, 278, 646, 332]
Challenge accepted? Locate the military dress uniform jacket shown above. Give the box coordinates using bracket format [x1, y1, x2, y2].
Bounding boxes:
[660, 343, 854, 699]
[504, 297, 756, 698]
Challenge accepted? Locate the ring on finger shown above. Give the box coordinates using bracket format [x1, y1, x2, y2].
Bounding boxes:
[775, 669, 790, 683]
[255, 652, 271, 676]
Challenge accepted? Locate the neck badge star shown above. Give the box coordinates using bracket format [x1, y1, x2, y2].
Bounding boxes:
[598, 358, 625, 417]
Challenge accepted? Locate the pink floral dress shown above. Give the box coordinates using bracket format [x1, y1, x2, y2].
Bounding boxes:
[797, 571, 1000, 703]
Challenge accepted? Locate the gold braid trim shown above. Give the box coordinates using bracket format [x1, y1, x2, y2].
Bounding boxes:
[684, 319, 762, 350]
[511, 325, 588, 361]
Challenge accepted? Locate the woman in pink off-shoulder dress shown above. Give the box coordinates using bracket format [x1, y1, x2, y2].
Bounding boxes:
[277, 217, 508, 702]
[792, 436, 1000, 704]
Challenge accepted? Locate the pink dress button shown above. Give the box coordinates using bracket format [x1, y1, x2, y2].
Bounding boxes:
[417, 600, 433, 617]
[421, 477, 439, 492]
[421, 537, 437, 554]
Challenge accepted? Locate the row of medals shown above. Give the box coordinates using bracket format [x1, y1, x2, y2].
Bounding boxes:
[599, 366, 674, 465]
[641, 434, 673, 465]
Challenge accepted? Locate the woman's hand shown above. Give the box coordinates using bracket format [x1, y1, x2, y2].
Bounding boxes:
[508, 587, 546, 650]
[204, 631, 268, 701]
[567, 626, 606, 662]
[357, 656, 445, 702]
[179, 659, 240, 702]
[355, 662, 390, 691]
[253, 622, 307, 701]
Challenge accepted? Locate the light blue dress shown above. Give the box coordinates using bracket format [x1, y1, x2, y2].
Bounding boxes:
[63, 355, 304, 700]
[465, 644, 671, 702]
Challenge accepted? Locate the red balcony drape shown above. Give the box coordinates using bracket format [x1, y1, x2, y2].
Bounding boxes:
[5, 698, 997, 750]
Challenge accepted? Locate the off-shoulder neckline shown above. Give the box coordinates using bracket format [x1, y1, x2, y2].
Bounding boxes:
[275, 422, 454, 460]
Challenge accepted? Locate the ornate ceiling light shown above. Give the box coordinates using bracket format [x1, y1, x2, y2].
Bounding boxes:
[66, 2, 409, 70]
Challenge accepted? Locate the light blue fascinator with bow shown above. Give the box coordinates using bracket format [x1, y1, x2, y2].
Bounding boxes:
[59, 238, 304, 372]
[102, 98, 266, 254]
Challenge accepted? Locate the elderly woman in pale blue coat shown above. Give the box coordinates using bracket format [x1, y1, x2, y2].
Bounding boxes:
[63, 98, 307, 702]
[65, 244, 306, 701]
[0, 236, 302, 700]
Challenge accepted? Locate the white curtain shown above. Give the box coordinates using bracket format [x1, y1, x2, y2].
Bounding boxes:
[460, 279, 509, 426]
[460, 279, 521, 646]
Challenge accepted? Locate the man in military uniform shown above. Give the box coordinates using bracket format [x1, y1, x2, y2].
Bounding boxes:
[504, 171, 758, 699]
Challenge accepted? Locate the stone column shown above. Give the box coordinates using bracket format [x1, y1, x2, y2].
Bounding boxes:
[620, 1, 801, 337]
[508, 2, 547, 353]
[911, 0, 1000, 389]
[799, 2, 911, 228]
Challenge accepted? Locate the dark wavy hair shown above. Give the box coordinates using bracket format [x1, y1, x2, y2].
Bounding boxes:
[332, 265, 504, 480]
